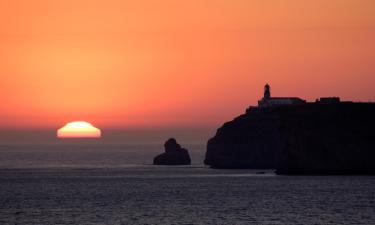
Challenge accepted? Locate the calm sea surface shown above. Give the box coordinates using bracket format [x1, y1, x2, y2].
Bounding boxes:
[0, 144, 374, 224]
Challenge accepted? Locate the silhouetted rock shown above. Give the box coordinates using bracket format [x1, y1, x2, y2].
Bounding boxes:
[276, 103, 375, 174]
[205, 102, 375, 174]
[153, 138, 191, 165]
[204, 107, 279, 169]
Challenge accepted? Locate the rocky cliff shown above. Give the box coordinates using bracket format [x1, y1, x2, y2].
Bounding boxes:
[204, 107, 280, 168]
[205, 102, 375, 174]
[276, 103, 375, 174]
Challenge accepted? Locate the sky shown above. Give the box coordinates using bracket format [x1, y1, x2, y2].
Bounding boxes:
[1, 0, 375, 131]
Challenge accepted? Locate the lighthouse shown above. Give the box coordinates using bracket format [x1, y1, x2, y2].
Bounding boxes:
[258, 83, 306, 108]
[264, 83, 271, 99]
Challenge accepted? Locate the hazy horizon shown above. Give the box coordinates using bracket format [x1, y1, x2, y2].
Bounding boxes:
[0, 127, 216, 145]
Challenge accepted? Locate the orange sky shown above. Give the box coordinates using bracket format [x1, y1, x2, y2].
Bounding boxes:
[1, 0, 375, 129]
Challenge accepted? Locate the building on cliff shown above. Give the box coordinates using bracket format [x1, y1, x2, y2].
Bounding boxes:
[316, 97, 341, 104]
[258, 83, 306, 108]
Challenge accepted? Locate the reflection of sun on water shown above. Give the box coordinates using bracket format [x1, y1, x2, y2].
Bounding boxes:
[57, 121, 101, 138]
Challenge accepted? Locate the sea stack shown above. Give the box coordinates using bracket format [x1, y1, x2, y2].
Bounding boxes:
[153, 138, 191, 165]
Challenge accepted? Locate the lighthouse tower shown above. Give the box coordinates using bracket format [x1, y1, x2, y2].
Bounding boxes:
[264, 83, 271, 99]
[258, 83, 306, 108]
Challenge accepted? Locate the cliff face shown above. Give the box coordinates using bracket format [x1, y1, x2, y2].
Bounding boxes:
[205, 102, 375, 174]
[204, 107, 280, 168]
[277, 103, 375, 174]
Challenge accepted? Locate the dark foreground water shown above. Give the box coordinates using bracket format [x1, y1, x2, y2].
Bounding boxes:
[0, 145, 374, 224]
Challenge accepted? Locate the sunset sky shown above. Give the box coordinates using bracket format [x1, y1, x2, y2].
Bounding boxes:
[1, 0, 375, 130]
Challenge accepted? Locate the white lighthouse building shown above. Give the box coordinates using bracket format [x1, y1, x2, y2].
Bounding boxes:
[258, 83, 306, 108]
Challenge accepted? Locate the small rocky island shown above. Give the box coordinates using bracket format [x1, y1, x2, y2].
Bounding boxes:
[205, 84, 375, 174]
[153, 138, 191, 165]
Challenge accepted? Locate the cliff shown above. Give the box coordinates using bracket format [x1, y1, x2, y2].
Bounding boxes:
[205, 102, 375, 174]
[276, 103, 375, 174]
[204, 107, 280, 168]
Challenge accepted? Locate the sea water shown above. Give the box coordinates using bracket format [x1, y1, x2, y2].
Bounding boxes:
[0, 144, 374, 224]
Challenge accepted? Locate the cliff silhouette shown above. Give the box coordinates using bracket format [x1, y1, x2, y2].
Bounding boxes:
[204, 107, 279, 168]
[205, 101, 375, 174]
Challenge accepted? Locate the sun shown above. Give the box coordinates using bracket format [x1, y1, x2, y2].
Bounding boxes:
[57, 121, 101, 138]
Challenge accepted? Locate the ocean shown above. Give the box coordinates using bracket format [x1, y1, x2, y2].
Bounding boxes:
[0, 144, 374, 224]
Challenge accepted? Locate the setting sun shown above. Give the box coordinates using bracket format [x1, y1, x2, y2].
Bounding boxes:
[57, 121, 101, 138]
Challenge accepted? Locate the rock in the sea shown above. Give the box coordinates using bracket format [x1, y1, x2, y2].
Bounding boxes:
[153, 138, 191, 165]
